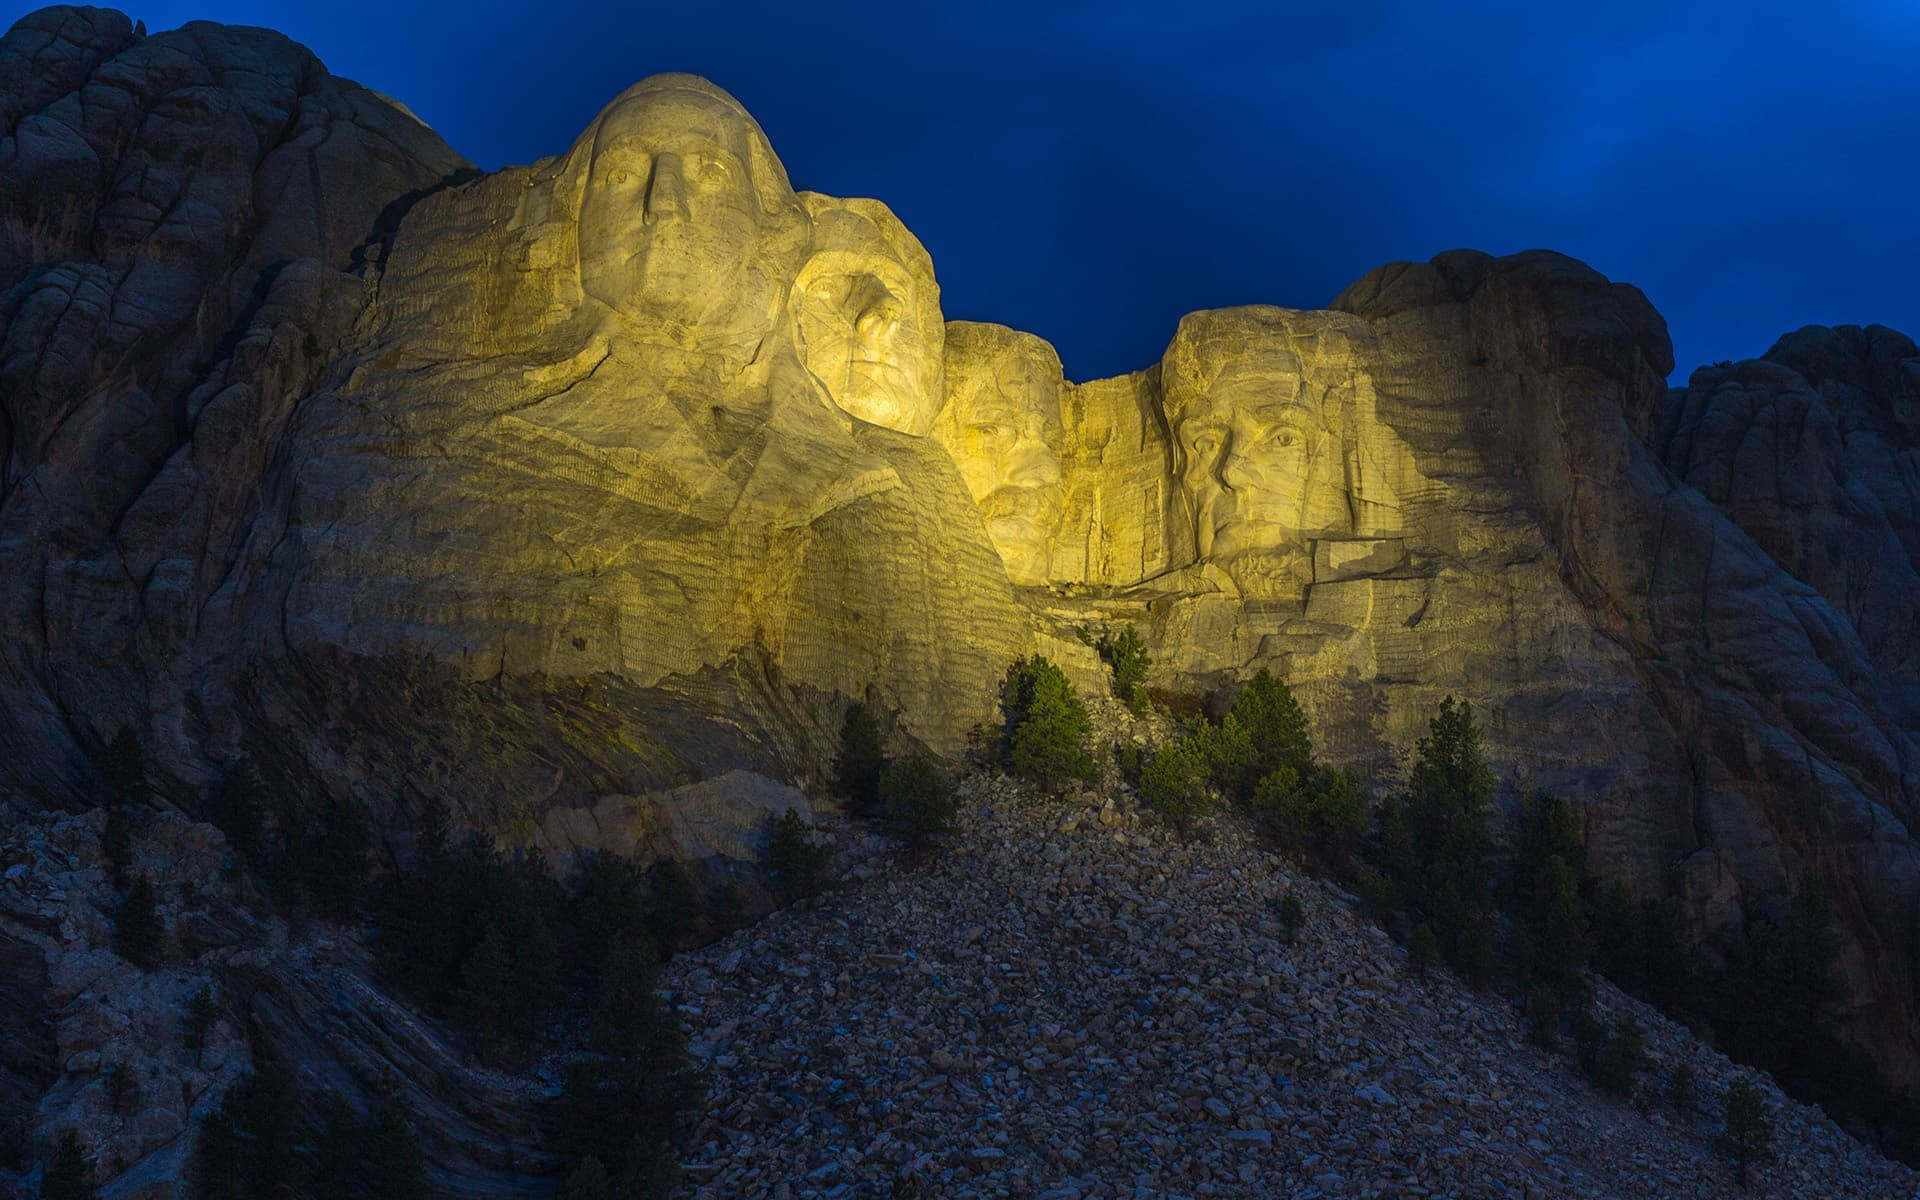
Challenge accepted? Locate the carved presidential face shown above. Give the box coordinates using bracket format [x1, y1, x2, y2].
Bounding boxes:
[792, 199, 942, 434]
[937, 332, 1065, 584]
[1170, 346, 1351, 565]
[576, 84, 793, 352]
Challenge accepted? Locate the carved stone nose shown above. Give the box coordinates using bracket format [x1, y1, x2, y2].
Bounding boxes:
[644, 153, 691, 223]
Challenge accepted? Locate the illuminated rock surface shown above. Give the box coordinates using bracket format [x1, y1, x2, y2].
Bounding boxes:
[1, 6, 1918, 1184]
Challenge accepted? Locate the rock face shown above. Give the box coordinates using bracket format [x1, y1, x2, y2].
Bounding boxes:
[1, 0, 1916, 1132]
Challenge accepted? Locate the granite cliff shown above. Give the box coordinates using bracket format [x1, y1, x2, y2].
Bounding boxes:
[1, 2, 1917, 1181]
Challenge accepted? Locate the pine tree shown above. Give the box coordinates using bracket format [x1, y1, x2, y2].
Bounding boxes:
[1229, 669, 1313, 785]
[1000, 656, 1094, 790]
[830, 701, 888, 818]
[1593, 1017, 1646, 1098]
[200, 1065, 306, 1200]
[184, 985, 219, 1055]
[763, 808, 830, 902]
[1406, 923, 1439, 980]
[1097, 624, 1151, 713]
[308, 797, 373, 920]
[456, 926, 514, 1044]
[1717, 1075, 1772, 1190]
[559, 938, 700, 1199]
[1401, 696, 1496, 983]
[112, 875, 163, 968]
[367, 1104, 430, 1199]
[1138, 740, 1211, 838]
[210, 760, 264, 860]
[41, 1129, 95, 1200]
[101, 806, 133, 888]
[880, 751, 961, 859]
[563, 1157, 613, 1200]
[645, 859, 701, 959]
[101, 726, 144, 809]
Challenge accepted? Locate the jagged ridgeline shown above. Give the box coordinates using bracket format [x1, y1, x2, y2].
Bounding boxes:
[2, 0, 1917, 1147]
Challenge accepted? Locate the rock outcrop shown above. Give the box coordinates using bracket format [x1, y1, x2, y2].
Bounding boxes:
[1, 3, 1917, 1180]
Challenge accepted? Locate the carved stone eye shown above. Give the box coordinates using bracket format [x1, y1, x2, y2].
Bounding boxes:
[608, 169, 630, 187]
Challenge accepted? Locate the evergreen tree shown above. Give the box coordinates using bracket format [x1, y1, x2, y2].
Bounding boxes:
[1717, 1075, 1772, 1190]
[573, 850, 650, 976]
[210, 760, 264, 860]
[563, 1157, 613, 1200]
[1521, 853, 1591, 994]
[101, 806, 133, 888]
[1228, 669, 1313, 787]
[1188, 713, 1257, 802]
[455, 926, 515, 1045]
[1000, 656, 1095, 790]
[559, 938, 700, 1199]
[366, 1105, 429, 1199]
[1137, 740, 1211, 838]
[1406, 922, 1439, 980]
[710, 880, 747, 932]
[112, 875, 163, 969]
[1525, 983, 1561, 1048]
[880, 751, 961, 859]
[199, 1065, 306, 1200]
[830, 701, 889, 818]
[307, 797, 373, 921]
[1399, 696, 1496, 983]
[101, 726, 145, 809]
[41, 1129, 95, 1200]
[763, 808, 830, 903]
[645, 859, 701, 959]
[185, 985, 219, 1055]
[1593, 1017, 1646, 1098]
[1097, 624, 1151, 713]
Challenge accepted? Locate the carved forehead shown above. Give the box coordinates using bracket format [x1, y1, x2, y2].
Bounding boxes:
[593, 91, 756, 158]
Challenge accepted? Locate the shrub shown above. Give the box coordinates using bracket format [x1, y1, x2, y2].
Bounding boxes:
[1000, 656, 1095, 790]
[763, 808, 831, 903]
[112, 875, 163, 969]
[1097, 624, 1151, 714]
[1113, 741, 1144, 788]
[1137, 740, 1210, 838]
[1717, 1075, 1772, 1189]
[880, 752, 961, 859]
[1272, 891, 1305, 940]
[831, 701, 888, 818]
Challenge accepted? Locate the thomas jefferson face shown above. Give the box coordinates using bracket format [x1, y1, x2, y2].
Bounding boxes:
[938, 338, 1064, 583]
[795, 261, 934, 432]
[1171, 348, 1350, 565]
[576, 86, 786, 347]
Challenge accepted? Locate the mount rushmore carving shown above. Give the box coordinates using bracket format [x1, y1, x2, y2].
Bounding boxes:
[1, 9, 1915, 1080]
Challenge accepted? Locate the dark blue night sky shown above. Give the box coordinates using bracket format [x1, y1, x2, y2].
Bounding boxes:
[36, 0, 1920, 384]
